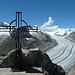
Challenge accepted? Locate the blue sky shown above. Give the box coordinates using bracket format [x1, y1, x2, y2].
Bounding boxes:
[0, 0, 75, 28]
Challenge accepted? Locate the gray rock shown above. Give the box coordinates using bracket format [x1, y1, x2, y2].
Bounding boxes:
[0, 49, 65, 75]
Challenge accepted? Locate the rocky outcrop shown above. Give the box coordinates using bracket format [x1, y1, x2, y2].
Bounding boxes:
[65, 32, 75, 42]
[67, 67, 75, 75]
[0, 49, 65, 75]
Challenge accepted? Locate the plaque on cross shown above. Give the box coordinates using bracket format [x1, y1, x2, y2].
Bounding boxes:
[0, 12, 38, 51]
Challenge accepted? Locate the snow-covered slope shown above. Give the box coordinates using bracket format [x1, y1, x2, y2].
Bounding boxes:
[54, 29, 67, 36]
[0, 22, 10, 43]
[0, 22, 9, 26]
[66, 31, 75, 43]
[41, 28, 75, 37]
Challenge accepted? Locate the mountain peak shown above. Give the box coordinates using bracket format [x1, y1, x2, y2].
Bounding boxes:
[0, 22, 8, 26]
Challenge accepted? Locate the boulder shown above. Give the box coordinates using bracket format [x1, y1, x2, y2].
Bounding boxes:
[0, 49, 65, 75]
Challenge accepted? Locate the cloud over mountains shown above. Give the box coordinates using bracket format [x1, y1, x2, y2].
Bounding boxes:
[40, 17, 75, 36]
[40, 17, 59, 32]
[41, 17, 54, 28]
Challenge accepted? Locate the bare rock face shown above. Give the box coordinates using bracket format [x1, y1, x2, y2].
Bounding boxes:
[67, 67, 75, 75]
[0, 49, 65, 75]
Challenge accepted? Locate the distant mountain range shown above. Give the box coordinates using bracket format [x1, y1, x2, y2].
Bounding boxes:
[0, 22, 8, 26]
[0, 22, 9, 44]
[41, 28, 75, 37]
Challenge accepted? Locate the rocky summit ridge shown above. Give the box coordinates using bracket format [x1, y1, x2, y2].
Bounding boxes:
[0, 49, 65, 75]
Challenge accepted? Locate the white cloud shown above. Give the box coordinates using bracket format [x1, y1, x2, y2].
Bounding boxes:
[40, 17, 59, 32]
[40, 17, 54, 29]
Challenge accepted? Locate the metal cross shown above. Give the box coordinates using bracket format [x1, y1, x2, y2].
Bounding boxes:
[0, 12, 38, 51]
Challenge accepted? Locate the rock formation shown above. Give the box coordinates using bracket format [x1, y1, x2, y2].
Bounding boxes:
[0, 49, 65, 75]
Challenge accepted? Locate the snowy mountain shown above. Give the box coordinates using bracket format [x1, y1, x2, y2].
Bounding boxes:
[0, 22, 8, 26]
[40, 16, 75, 37]
[41, 28, 75, 37]
[0, 22, 9, 44]
[66, 31, 75, 42]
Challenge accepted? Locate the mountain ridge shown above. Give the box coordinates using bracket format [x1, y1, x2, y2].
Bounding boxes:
[65, 31, 75, 43]
[41, 28, 75, 37]
[0, 29, 57, 55]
